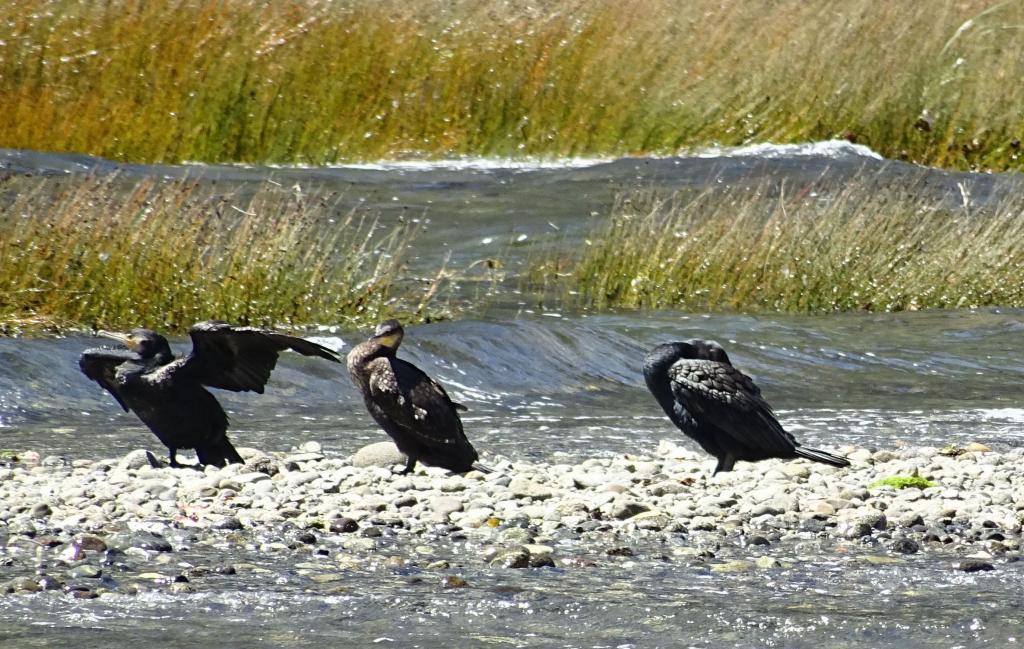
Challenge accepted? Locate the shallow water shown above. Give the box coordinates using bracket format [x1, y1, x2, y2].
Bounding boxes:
[2, 144, 1023, 647]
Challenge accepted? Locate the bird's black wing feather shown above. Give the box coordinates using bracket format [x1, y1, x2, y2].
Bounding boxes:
[668, 359, 796, 455]
[177, 321, 340, 393]
[370, 358, 469, 446]
[79, 348, 133, 412]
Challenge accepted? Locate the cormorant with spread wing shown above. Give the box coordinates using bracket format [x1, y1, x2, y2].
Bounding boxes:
[347, 319, 489, 474]
[643, 339, 850, 474]
[80, 321, 340, 467]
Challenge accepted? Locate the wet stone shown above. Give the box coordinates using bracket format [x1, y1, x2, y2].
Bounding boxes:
[295, 531, 317, 545]
[498, 528, 533, 545]
[889, 538, 920, 554]
[711, 560, 754, 573]
[70, 565, 102, 579]
[310, 573, 346, 584]
[443, 575, 468, 588]
[76, 535, 108, 552]
[132, 532, 173, 552]
[957, 559, 995, 573]
[330, 518, 359, 534]
[489, 547, 531, 569]
[606, 547, 634, 557]
[5, 577, 40, 593]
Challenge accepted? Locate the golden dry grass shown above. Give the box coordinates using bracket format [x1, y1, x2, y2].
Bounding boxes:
[528, 182, 1024, 313]
[0, 175, 442, 334]
[0, 0, 1021, 169]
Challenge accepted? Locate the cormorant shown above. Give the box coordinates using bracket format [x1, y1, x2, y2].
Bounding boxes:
[347, 319, 489, 474]
[643, 339, 850, 474]
[79, 320, 340, 467]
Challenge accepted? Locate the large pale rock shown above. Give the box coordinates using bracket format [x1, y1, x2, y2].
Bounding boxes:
[351, 442, 407, 469]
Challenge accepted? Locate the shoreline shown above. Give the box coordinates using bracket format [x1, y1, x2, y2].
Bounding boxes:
[1, 440, 1021, 597]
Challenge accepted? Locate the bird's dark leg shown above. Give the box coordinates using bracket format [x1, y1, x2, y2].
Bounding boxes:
[168, 448, 180, 468]
[713, 454, 735, 476]
[400, 457, 417, 475]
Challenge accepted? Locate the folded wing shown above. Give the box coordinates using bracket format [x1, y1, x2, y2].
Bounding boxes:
[668, 359, 797, 456]
[371, 358, 469, 446]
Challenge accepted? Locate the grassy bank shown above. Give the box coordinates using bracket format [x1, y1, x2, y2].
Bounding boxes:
[526, 183, 1024, 313]
[0, 175, 445, 335]
[0, 1, 1022, 170]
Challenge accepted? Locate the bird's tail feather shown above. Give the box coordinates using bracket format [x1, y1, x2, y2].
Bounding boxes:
[196, 436, 244, 468]
[795, 446, 850, 468]
[471, 462, 494, 474]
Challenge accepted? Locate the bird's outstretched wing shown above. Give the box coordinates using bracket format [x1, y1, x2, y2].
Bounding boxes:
[79, 348, 134, 411]
[370, 357, 469, 446]
[169, 321, 340, 393]
[668, 359, 797, 455]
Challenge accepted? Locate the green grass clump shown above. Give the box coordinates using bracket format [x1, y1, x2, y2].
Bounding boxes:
[527, 181, 1024, 314]
[0, 1, 1023, 170]
[868, 476, 938, 490]
[0, 175, 445, 335]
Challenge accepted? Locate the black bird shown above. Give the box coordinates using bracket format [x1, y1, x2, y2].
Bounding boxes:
[79, 321, 340, 467]
[643, 339, 850, 474]
[347, 319, 489, 474]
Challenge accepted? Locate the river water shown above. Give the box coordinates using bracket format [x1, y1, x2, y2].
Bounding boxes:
[1, 143, 1023, 647]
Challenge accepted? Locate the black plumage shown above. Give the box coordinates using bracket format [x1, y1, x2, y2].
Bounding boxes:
[643, 339, 850, 474]
[347, 319, 488, 474]
[79, 320, 340, 467]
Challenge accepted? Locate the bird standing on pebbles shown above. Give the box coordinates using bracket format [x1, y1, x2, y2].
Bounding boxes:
[347, 319, 490, 474]
[643, 339, 850, 475]
[80, 321, 340, 467]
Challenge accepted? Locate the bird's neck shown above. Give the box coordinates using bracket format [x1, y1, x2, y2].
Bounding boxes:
[643, 359, 678, 417]
[138, 350, 174, 370]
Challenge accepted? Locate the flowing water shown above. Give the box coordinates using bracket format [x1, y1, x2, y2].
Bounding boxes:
[1, 143, 1023, 647]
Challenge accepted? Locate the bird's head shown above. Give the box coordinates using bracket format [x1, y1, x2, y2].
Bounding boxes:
[681, 339, 731, 364]
[98, 328, 172, 360]
[370, 319, 405, 350]
[644, 338, 732, 375]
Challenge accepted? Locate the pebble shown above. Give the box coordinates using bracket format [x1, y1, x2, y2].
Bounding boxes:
[0, 441, 1020, 598]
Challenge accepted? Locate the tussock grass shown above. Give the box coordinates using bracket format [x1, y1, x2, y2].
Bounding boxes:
[527, 183, 1024, 314]
[0, 175, 441, 334]
[0, 1, 1022, 169]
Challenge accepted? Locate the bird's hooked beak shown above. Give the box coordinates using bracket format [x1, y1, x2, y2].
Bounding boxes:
[97, 330, 139, 351]
[371, 329, 403, 349]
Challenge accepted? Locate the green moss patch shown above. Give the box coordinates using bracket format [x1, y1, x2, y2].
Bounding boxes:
[868, 476, 937, 490]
